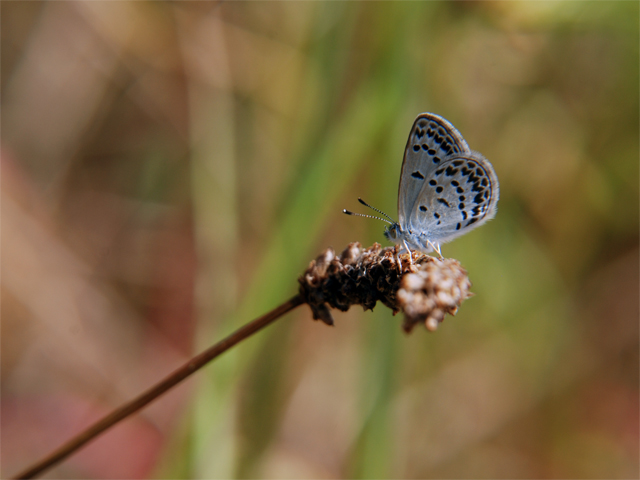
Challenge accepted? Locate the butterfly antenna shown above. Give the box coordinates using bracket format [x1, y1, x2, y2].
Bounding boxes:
[343, 209, 393, 225]
[357, 198, 396, 223]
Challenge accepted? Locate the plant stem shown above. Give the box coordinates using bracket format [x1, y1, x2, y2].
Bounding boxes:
[13, 294, 305, 479]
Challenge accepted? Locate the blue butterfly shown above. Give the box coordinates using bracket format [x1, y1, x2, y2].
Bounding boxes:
[345, 113, 499, 258]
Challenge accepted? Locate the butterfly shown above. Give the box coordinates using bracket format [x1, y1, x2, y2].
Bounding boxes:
[345, 113, 499, 258]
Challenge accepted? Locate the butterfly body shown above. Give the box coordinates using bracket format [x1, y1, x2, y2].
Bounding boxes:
[387, 113, 499, 254]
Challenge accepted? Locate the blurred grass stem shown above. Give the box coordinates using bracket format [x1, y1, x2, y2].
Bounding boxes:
[12, 295, 305, 480]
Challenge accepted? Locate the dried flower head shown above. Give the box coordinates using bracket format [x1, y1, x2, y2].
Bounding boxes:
[298, 242, 472, 332]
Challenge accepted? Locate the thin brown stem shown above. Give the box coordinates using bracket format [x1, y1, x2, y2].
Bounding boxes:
[13, 294, 305, 479]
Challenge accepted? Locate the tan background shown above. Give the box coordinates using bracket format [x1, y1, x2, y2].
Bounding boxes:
[2, 2, 638, 478]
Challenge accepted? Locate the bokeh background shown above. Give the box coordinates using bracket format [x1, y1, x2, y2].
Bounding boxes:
[2, 1, 638, 478]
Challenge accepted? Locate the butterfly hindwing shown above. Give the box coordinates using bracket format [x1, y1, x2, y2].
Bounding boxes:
[398, 113, 471, 230]
[409, 152, 499, 244]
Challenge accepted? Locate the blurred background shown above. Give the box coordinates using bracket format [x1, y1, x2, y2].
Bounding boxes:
[2, 1, 638, 478]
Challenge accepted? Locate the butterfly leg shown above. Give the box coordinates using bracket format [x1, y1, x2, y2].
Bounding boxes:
[427, 240, 444, 260]
[392, 244, 402, 272]
[402, 239, 413, 266]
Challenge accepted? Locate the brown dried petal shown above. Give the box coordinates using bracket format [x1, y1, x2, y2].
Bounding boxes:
[298, 242, 472, 332]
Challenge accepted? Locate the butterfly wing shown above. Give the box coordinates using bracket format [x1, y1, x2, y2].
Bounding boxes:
[409, 151, 499, 246]
[398, 113, 471, 230]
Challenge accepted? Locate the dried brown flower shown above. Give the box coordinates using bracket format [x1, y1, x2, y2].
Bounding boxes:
[298, 242, 472, 332]
[15, 243, 473, 480]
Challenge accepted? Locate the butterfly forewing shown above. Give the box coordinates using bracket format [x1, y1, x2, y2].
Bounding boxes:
[409, 152, 499, 244]
[398, 113, 471, 228]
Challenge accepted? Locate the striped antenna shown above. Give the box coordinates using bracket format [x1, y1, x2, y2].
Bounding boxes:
[343, 198, 396, 225]
[357, 198, 396, 223]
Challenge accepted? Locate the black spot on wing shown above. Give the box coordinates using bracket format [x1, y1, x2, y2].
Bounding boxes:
[471, 182, 483, 192]
[413, 145, 420, 152]
[436, 186, 443, 193]
[411, 171, 425, 179]
[419, 205, 427, 212]
[445, 166, 459, 176]
[466, 217, 478, 227]
[437, 198, 450, 207]
[429, 179, 437, 186]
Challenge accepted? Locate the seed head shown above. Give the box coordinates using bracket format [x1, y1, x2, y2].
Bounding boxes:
[298, 242, 472, 332]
